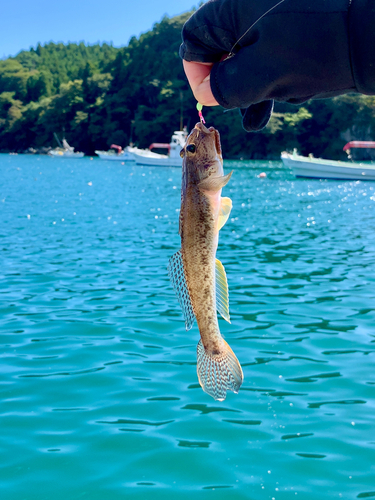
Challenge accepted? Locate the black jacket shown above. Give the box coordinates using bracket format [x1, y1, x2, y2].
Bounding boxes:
[180, 0, 375, 131]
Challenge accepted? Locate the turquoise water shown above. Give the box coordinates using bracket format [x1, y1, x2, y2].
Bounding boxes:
[1, 153, 375, 500]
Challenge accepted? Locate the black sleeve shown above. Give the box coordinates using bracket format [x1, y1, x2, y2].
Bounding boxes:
[350, 0, 375, 95]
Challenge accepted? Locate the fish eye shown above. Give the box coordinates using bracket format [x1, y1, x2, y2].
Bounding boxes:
[180, 149, 185, 158]
[186, 144, 196, 153]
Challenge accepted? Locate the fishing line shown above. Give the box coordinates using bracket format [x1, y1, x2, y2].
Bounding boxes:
[228, 0, 288, 58]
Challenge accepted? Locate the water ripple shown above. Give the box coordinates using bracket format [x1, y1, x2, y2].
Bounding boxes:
[1, 156, 375, 500]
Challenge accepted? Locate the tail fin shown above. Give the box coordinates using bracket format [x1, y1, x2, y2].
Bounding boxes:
[197, 339, 243, 401]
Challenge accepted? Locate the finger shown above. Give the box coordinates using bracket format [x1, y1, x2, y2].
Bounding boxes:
[183, 60, 219, 106]
[193, 77, 219, 106]
[183, 60, 212, 89]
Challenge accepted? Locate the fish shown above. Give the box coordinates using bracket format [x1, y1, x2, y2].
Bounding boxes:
[168, 122, 244, 401]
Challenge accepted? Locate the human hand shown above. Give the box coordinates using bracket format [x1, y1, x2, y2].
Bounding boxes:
[183, 58, 274, 132]
[180, 0, 367, 132]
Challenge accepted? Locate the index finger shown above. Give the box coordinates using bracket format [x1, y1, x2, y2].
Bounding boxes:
[183, 60, 219, 106]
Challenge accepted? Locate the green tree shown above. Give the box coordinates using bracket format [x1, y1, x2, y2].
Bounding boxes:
[2, 11, 375, 157]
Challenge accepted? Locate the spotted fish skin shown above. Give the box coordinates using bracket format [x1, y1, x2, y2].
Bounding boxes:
[168, 122, 243, 401]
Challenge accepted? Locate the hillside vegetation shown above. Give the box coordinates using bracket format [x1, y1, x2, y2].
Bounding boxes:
[1, 11, 375, 159]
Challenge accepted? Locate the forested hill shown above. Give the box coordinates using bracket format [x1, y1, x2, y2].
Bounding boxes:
[12, 43, 118, 98]
[1, 11, 375, 159]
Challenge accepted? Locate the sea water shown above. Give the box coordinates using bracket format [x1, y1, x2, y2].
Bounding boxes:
[1, 153, 375, 500]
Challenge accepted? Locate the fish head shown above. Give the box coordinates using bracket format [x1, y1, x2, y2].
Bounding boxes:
[180, 122, 224, 185]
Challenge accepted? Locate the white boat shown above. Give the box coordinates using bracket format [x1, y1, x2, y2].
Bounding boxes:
[95, 144, 136, 162]
[281, 141, 375, 180]
[49, 136, 84, 158]
[131, 130, 187, 167]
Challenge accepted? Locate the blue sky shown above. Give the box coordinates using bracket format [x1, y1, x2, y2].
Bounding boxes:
[2, 0, 199, 58]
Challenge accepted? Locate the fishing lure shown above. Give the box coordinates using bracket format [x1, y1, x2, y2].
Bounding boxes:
[196, 102, 205, 124]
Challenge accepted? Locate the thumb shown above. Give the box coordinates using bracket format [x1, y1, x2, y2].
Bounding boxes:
[183, 60, 219, 106]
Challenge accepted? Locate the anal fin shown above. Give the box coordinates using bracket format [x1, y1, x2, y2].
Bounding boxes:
[215, 258, 230, 323]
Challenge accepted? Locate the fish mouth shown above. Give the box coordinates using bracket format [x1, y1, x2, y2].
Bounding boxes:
[194, 122, 211, 134]
[194, 122, 222, 156]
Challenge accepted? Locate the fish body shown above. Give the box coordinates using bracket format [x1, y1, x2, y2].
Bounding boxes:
[168, 122, 243, 401]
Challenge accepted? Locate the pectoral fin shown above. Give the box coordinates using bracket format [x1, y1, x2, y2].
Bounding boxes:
[198, 171, 233, 193]
[215, 258, 230, 323]
[167, 250, 195, 330]
[217, 197, 232, 231]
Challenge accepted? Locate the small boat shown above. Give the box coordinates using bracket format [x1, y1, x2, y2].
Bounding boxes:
[49, 134, 84, 158]
[95, 144, 136, 162]
[281, 141, 375, 180]
[131, 130, 187, 167]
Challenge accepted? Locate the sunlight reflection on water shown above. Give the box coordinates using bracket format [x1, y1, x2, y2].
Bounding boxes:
[1, 155, 375, 500]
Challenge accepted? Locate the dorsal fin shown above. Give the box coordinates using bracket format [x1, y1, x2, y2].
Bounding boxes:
[215, 258, 230, 323]
[217, 197, 232, 231]
[167, 250, 195, 330]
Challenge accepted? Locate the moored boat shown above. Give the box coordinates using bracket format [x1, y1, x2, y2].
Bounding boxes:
[49, 135, 84, 158]
[132, 130, 187, 167]
[281, 142, 375, 180]
[95, 144, 135, 162]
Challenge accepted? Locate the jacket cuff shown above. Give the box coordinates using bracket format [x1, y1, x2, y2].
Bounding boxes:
[209, 62, 231, 108]
[349, 0, 375, 94]
[179, 42, 221, 63]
